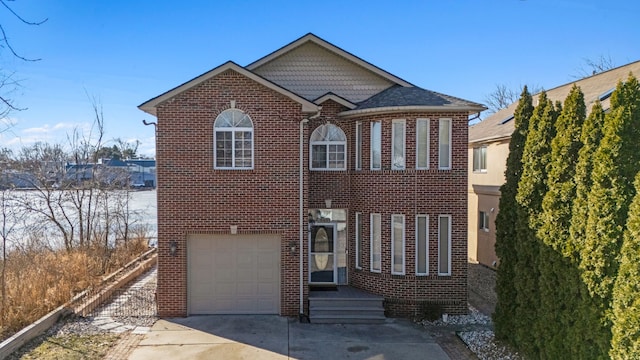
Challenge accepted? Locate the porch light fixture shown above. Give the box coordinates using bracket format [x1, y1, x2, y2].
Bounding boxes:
[169, 240, 177, 257]
[325, 199, 332, 208]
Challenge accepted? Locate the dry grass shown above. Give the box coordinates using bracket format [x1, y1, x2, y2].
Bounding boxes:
[0, 237, 150, 339]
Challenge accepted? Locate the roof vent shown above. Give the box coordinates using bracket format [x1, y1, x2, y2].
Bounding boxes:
[499, 115, 514, 125]
[598, 88, 615, 102]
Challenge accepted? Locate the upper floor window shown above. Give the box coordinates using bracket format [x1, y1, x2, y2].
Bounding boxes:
[438, 118, 452, 170]
[310, 124, 346, 170]
[214, 109, 254, 169]
[473, 146, 487, 172]
[416, 118, 430, 169]
[370, 121, 381, 170]
[391, 119, 406, 170]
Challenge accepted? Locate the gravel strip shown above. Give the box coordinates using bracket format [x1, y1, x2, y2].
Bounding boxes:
[458, 331, 523, 360]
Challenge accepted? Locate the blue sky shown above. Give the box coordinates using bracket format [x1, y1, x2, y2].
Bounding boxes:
[1, 0, 639, 157]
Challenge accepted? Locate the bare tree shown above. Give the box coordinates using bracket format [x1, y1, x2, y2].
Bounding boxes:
[484, 84, 519, 114]
[484, 84, 544, 115]
[0, 0, 47, 133]
[572, 54, 616, 79]
[0, 185, 25, 327]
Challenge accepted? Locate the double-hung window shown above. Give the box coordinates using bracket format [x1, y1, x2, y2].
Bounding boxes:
[473, 146, 487, 172]
[391, 120, 406, 170]
[370, 213, 381, 272]
[370, 121, 381, 170]
[391, 214, 405, 275]
[416, 118, 430, 169]
[438, 118, 452, 170]
[355, 212, 362, 269]
[355, 122, 362, 170]
[214, 109, 254, 169]
[438, 215, 452, 276]
[310, 124, 347, 170]
[416, 215, 429, 275]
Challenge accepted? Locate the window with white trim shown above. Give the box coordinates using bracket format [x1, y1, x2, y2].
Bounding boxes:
[438, 118, 452, 170]
[438, 215, 451, 276]
[391, 214, 405, 275]
[214, 109, 254, 169]
[355, 212, 362, 269]
[355, 122, 362, 170]
[479, 211, 490, 232]
[370, 121, 381, 170]
[310, 124, 346, 170]
[416, 118, 430, 169]
[370, 213, 381, 272]
[391, 119, 406, 170]
[473, 146, 487, 172]
[416, 215, 429, 275]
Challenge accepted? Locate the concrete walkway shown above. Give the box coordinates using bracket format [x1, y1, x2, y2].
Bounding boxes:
[128, 315, 451, 359]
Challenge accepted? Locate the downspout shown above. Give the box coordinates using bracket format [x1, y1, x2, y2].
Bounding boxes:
[299, 110, 320, 321]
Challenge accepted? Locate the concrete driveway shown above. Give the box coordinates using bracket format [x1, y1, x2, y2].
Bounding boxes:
[128, 315, 451, 359]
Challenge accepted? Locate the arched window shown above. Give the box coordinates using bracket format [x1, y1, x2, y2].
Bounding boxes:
[310, 124, 346, 170]
[214, 109, 254, 169]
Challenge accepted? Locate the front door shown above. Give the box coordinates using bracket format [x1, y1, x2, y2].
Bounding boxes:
[309, 224, 336, 284]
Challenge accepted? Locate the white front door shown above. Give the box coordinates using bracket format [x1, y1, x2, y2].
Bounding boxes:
[309, 224, 336, 284]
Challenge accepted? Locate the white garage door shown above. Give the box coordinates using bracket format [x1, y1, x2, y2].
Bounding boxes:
[188, 234, 280, 314]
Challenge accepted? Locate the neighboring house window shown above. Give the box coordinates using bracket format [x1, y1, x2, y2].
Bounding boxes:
[473, 146, 487, 172]
[370, 213, 381, 272]
[391, 119, 406, 170]
[438, 118, 452, 170]
[214, 109, 254, 169]
[416, 118, 430, 169]
[438, 215, 452, 276]
[479, 211, 490, 232]
[416, 215, 429, 275]
[355, 212, 362, 269]
[391, 214, 405, 275]
[355, 122, 362, 170]
[370, 121, 381, 170]
[310, 124, 347, 170]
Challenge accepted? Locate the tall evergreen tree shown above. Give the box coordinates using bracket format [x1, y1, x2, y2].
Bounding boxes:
[539, 84, 586, 251]
[581, 74, 640, 355]
[534, 86, 587, 357]
[493, 86, 533, 343]
[610, 172, 640, 359]
[568, 101, 609, 359]
[568, 101, 606, 260]
[513, 91, 556, 355]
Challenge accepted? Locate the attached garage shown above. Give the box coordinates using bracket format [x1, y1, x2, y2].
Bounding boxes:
[187, 234, 281, 314]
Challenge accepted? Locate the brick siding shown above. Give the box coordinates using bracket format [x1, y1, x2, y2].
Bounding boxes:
[154, 70, 468, 318]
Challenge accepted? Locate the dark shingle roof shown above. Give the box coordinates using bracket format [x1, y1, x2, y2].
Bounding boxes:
[355, 85, 484, 110]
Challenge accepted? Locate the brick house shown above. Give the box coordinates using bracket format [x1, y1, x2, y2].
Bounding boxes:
[139, 33, 485, 319]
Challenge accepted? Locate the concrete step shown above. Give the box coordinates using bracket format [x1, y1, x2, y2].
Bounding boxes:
[309, 298, 382, 308]
[309, 294, 385, 324]
[310, 306, 385, 317]
[310, 314, 387, 324]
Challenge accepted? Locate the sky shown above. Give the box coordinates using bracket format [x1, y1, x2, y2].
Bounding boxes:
[0, 0, 639, 158]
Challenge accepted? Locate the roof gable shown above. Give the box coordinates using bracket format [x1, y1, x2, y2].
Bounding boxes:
[138, 61, 320, 116]
[469, 60, 640, 144]
[247, 33, 412, 103]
